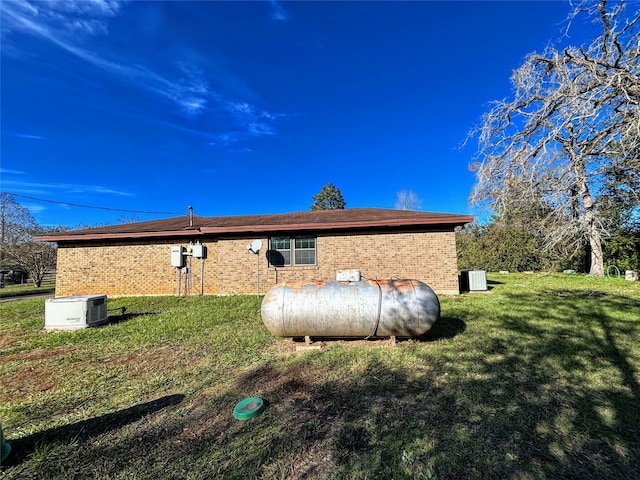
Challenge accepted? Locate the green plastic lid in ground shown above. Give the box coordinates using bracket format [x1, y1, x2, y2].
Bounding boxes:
[233, 397, 265, 420]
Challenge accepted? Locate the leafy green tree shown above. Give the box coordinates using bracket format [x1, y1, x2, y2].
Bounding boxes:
[596, 151, 639, 271]
[603, 234, 639, 271]
[457, 221, 546, 272]
[311, 183, 346, 210]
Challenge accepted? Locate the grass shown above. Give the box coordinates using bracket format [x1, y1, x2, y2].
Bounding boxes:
[0, 282, 56, 299]
[1, 274, 639, 479]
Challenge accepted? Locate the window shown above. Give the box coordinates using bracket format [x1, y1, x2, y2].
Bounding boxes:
[268, 236, 316, 266]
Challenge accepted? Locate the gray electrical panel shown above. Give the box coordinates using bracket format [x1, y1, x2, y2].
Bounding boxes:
[171, 246, 185, 267]
[192, 244, 206, 259]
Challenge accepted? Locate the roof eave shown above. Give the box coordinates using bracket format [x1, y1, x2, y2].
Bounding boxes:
[34, 229, 203, 242]
[200, 216, 474, 234]
[36, 215, 475, 242]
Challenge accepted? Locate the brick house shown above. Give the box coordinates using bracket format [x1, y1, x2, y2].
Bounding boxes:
[36, 208, 473, 297]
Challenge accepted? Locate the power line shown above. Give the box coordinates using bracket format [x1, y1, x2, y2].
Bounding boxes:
[3, 192, 185, 216]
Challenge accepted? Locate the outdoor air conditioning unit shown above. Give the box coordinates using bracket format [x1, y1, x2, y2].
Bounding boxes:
[461, 270, 487, 292]
[45, 295, 108, 331]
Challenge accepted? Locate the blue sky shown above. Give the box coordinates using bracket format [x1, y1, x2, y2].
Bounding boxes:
[1, 0, 597, 227]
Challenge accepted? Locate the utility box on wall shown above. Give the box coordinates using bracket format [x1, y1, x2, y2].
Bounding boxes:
[191, 244, 206, 259]
[461, 270, 487, 292]
[336, 269, 361, 282]
[171, 246, 185, 267]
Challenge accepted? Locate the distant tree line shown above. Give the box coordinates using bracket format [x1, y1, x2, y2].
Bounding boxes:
[456, 213, 639, 273]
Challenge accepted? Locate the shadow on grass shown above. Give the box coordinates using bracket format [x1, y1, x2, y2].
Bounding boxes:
[221, 291, 637, 478]
[421, 316, 466, 341]
[2, 286, 638, 479]
[3, 394, 185, 468]
[0, 288, 55, 300]
[286, 317, 465, 345]
[209, 289, 640, 479]
[105, 310, 159, 326]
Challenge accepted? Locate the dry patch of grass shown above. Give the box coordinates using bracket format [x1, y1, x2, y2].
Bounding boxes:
[1, 275, 639, 479]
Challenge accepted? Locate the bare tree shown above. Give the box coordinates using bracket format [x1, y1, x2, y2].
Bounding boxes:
[395, 189, 423, 211]
[469, 0, 639, 276]
[1, 193, 37, 245]
[4, 238, 57, 287]
[1, 193, 38, 269]
[116, 214, 142, 224]
[0, 194, 59, 287]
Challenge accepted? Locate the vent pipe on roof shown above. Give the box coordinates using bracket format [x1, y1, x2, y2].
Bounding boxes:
[188, 206, 194, 227]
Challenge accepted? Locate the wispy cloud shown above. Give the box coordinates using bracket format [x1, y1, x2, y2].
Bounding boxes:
[205, 104, 287, 148]
[2, 179, 133, 197]
[22, 203, 47, 213]
[1, 0, 284, 146]
[0, 168, 26, 175]
[208, 133, 240, 148]
[72, 53, 214, 117]
[224, 102, 281, 137]
[4, 132, 45, 140]
[1, 0, 123, 41]
[270, 1, 291, 22]
[1, 1, 210, 116]
[89, 186, 133, 196]
[152, 118, 219, 141]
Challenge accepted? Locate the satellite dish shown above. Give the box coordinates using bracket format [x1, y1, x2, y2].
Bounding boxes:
[247, 239, 262, 254]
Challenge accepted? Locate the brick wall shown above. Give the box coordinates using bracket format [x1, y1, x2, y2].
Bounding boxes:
[56, 240, 179, 296]
[54, 229, 461, 297]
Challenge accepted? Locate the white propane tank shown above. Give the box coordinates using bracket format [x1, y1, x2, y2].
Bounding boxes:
[261, 278, 440, 338]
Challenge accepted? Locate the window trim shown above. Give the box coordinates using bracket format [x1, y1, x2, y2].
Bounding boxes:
[268, 235, 317, 267]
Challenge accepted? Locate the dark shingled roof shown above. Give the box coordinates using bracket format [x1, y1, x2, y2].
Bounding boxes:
[35, 208, 474, 242]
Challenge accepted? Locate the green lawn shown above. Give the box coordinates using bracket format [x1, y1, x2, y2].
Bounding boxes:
[0, 282, 55, 299]
[1, 274, 639, 479]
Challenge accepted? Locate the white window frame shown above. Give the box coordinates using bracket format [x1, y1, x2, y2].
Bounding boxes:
[268, 235, 317, 267]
